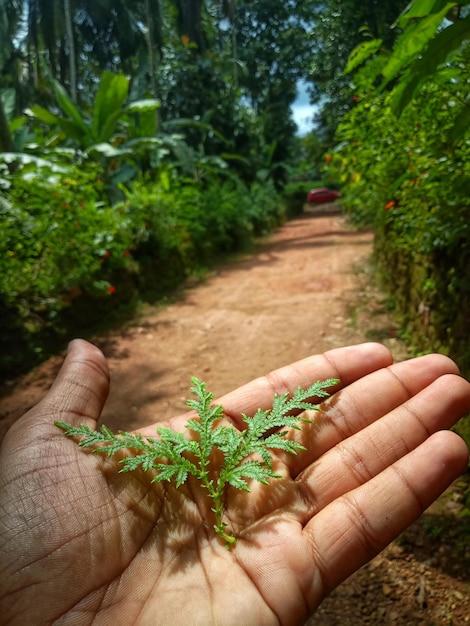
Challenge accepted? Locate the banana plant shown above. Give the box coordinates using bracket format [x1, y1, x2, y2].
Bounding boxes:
[22, 70, 166, 191]
[22, 70, 234, 192]
[26, 70, 161, 151]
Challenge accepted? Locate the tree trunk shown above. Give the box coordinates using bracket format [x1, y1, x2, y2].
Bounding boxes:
[178, 0, 205, 52]
[0, 97, 15, 153]
[64, 0, 77, 101]
[230, 0, 238, 85]
[0, 96, 17, 173]
[146, 0, 159, 98]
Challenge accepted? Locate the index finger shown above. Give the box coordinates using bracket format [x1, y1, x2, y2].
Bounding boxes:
[219, 343, 393, 426]
[169, 343, 393, 431]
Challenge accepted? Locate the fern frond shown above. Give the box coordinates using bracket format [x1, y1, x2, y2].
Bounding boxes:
[56, 374, 338, 548]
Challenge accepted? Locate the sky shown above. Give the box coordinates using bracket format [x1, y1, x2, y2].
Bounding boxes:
[291, 80, 317, 136]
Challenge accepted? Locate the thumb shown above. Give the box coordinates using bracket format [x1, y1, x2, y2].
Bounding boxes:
[44, 338, 110, 427]
[10, 340, 110, 441]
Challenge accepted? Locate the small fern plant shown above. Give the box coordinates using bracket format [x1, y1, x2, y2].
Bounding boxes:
[56, 376, 337, 547]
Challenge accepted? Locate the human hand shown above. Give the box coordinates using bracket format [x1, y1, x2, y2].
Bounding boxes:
[1, 340, 469, 625]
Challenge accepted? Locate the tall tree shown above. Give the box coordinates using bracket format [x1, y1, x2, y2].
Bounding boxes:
[0, 97, 16, 154]
[175, 0, 206, 51]
[230, 0, 316, 184]
[307, 0, 409, 141]
[145, 0, 163, 98]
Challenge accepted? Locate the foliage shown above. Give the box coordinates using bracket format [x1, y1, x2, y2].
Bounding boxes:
[0, 161, 134, 306]
[327, 0, 470, 394]
[2, 0, 320, 185]
[344, 0, 470, 135]
[23, 70, 166, 199]
[0, 151, 286, 376]
[282, 179, 325, 217]
[307, 0, 409, 141]
[0, 158, 139, 368]
[233, 0, 317, 174]
[56, 375, 338, 547]
[0, 3, 383, 392]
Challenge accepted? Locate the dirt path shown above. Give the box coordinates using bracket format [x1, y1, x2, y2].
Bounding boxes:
[1, 206, 469, 625]
[0, 206, 384, 436]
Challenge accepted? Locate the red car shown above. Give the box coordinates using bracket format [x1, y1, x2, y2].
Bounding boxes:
[306, 187, 341, 204]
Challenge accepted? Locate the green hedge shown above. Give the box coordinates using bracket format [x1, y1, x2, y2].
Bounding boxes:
[0, 164, 285, 377]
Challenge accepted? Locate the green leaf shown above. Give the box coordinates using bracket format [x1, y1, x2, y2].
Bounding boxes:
[92, 71, 129, 142]
[394, 0, 468, 27]
[8, 116, 27, 133]
[126, 99, 161, 113]
[151, 463, 181, 483]
[390, 14, 470, 115]
[52, 79, 89, 136]
[381, 4, 454, 87]
[449, 103, 470, 143]
[157, 426, 195, 455]
[225, 460, 279, 491]
[212, 425, 240, 453]
[344, 39, 383, 75]
[27, 105, 88, 142]
[119, 455, 148, 472]
[263, 433, 306, 455]
[27, 105, 62, 126]
[88, 142, 125, 158]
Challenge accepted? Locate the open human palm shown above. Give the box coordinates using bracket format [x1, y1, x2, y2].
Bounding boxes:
[1, 339, 469, 625]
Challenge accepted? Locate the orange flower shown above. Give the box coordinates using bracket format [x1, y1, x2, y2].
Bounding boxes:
[325, 154, 332, 163]
[384, 200, 396, 210]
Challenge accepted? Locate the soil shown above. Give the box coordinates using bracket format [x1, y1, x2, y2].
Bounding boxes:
[1, 205, 469, 625]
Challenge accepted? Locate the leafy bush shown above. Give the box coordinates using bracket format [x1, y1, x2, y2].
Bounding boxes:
[331, 62, 470, 362]
[0, 160, 140, 366]
[326, 7, 470, 391]
[0, 160, 285, 376]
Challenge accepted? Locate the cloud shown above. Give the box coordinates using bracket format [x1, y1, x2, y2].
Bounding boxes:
[291, 80, 317, 135]
[292, 105, 315, 135]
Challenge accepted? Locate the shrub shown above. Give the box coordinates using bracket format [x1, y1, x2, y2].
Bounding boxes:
[0, 164, 286, 376]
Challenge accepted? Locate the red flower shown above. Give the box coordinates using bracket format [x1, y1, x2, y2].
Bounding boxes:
[325, 154, 332, 163]
[384, 200, 396, 210]
[124, 250, 130, 257]
[352, 95, 359, 102]
[109, 285, 116, 294]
